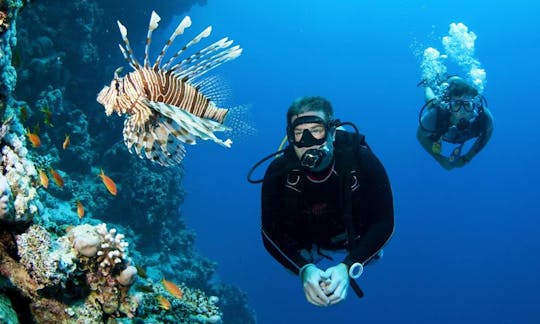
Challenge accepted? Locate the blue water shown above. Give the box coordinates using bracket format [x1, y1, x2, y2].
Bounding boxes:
[172, 1, 540, 323]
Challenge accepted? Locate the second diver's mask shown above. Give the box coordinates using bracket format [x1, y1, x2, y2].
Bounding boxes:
[446, 96, 483, 131]
[287, 115, 336, 171]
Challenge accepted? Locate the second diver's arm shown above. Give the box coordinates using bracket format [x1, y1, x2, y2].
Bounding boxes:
[461, 109, 494, 163]
[416, 127, 455, 170]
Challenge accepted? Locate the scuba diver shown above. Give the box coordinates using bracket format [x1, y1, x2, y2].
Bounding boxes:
[417, 76, 494, 170]
[247, 96, 394, 307]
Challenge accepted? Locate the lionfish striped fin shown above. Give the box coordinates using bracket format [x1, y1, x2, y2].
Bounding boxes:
[144, 11, 161, 68]
[117, 21, 141, 69]
[118, 44, 136, 70]
[174, 45, 242, 81]
[123, 117, 187, 166]
[162, 26, 213, 70]
[192, 75, 231, 106]
[153, 16, 192, 69]
[170, 37, 233, 73]
[149, 101, 232, 148]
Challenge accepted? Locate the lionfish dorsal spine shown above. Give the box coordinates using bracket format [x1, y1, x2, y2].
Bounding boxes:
[144, 11, 161, 68]
[161, 26, 213, 71]
[169, 37, 232, 73]
[117, 21, 140, 69]
[174, 45, 242, 81]
[153, 16, 192, 70]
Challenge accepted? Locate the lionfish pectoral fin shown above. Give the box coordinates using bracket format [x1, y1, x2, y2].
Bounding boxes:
[123, 116, 186, 166]
[148, 101, 233, 148]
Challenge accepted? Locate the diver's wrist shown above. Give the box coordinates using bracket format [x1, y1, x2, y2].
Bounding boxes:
[299, 263, 315, 279]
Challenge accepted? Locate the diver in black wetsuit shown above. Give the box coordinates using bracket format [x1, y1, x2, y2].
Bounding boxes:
[254, 96, 394, 307]
[417, 76, 494, 170]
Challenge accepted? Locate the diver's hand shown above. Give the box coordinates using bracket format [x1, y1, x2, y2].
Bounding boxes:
[322, 263, 349, 305]
[301, 264, 330, 307]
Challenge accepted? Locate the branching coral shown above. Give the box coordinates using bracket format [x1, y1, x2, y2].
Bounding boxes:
[95, 223, 130, 276]
[1, 130, 39, 222]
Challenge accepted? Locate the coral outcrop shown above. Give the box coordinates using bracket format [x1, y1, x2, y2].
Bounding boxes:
[0, 0, 257, 322]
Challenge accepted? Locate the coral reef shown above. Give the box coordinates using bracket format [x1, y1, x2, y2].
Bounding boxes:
[0, 173, 10, 219]
[1, 119, 40, 222]
[0, 0, 257, 322]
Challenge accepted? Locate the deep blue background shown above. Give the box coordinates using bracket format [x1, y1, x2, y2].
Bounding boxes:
[155, 1, 540, 323]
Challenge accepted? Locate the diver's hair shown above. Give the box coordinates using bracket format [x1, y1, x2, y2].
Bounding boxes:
[445, 76, 478, 98]
[286, 96, 334, 126]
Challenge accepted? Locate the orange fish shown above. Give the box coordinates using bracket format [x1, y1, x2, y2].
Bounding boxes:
[157, 295, 171, 310]
[62, 134, 70, 149]
[26, 129, 41, 148]
[49, 168, 64, 188]
[98, 169, 117, 196]
[38, 169, 49, 188]
[76, 200, 84, 219]
[162, 279, 183, 299]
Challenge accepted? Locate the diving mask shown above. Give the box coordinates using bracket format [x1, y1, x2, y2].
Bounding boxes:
[448, 97, 482, 113]
[288, 115, 330, 148]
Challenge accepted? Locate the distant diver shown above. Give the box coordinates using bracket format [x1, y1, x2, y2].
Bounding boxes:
[417, 76, 493, 169]
[97, 11, 242, 166]
[417, 23, 493, 169]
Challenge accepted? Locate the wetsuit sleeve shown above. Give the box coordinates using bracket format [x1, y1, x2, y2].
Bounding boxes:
[343, 148, 395, 268]
[463, 108, 494, 161]
[261, 159, 310, 275]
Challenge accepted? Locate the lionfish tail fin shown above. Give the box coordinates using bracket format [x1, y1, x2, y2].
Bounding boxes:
[149, 101, 232, 148]
[223, 104, 257, 144]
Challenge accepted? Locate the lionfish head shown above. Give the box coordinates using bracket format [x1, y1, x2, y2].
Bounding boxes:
[97, 67, 125, 116]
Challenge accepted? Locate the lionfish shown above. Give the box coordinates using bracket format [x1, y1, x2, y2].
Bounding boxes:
[97, 11, 242, 166]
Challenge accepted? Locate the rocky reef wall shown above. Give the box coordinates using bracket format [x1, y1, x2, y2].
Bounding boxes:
[0, 1, 256, 323]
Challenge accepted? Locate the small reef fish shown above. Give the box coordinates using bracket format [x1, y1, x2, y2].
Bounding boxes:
[162, 279, 183, 299]
[76, 200, 84, 219]
[157, 295, 171, 311]
[62, 134, 70, 149]
[38, 169, 49, 188]
[49, 168, 64, 188]
[96, 11, 242, 167]
[135, 265, 148, 279]
[26, 129, 41, 148]
[19, 105, 28, 122]
[98, 169, 117, 196]
[40, 106, 53, 127]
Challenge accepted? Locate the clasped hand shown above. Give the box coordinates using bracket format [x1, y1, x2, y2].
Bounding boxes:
[302, 263, 349, 307]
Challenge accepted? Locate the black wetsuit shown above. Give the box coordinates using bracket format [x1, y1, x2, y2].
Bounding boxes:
[261, 131, 394, 275]
[424, 105, 490, 144]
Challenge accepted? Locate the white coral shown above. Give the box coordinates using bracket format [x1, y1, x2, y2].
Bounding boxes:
[95, 223, 129, 276]
[72, 224, 101, 257]
[0, 174, 10, 219]
[1, 132, 39, 222]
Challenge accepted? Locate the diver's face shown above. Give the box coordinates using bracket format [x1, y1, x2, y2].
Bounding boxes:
[449, 95, 477, 123]
[290, 111, 331, 160]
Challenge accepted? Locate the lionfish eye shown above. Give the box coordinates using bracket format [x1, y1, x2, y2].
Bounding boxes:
[114, 80, 120, 91]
